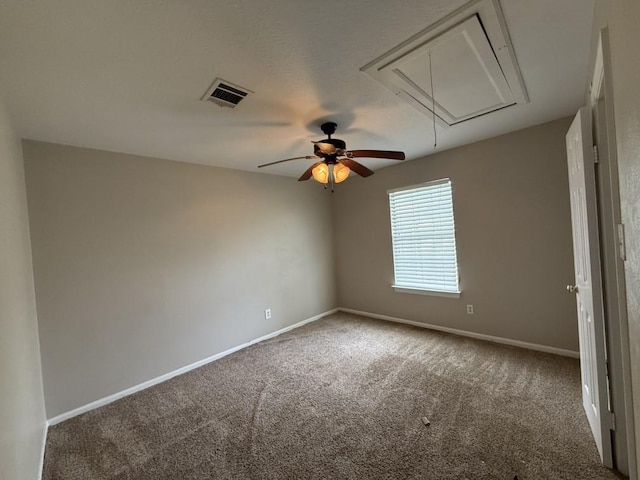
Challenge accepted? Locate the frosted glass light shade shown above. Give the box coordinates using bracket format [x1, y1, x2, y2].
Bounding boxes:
[312, 163, 329, 184]
[333, 162, 350, 183]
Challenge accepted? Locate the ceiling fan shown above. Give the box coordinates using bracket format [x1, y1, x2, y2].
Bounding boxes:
[258, 122, 405, 190]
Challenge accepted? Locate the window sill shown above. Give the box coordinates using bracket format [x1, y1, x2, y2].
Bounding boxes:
[392, 285, 461, 298]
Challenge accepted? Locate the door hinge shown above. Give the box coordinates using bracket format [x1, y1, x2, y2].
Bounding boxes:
[617, 223, 627, 261]
[610, 411, 616, 431]
[593, 145, 599, 163]
[605, 359, 616, 431]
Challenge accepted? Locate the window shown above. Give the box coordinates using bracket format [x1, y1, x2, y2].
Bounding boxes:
[388, 179, 460, 296]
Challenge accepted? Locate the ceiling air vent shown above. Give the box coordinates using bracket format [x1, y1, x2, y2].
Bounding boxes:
[202, 79, 253, 108]
[361, 0, 528, 127]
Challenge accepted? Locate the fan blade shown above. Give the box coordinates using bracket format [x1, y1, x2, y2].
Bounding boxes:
[340, 158, 374, 178]
[258, 156, 317, 168]
[312, 141, 337, 155]
[298, 162, 323, 181]
[347, 150, 405, 160]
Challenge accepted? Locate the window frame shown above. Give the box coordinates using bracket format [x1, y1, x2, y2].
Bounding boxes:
[387, 178, 461, 298]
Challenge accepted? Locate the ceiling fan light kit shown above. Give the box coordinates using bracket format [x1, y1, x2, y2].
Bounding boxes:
[258, 122, 405, 192]
[311, 162, 350, 186]
[333, 162, 350, 183]
[312, 163, 329, 184]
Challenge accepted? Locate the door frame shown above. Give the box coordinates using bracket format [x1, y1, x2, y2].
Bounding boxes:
[589, 27, 636, 478]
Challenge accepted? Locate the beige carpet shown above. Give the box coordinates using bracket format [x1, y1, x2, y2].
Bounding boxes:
[43, 312, 620, 479]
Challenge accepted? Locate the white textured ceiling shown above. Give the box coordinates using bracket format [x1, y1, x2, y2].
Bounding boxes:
[0, 0, 595, 176]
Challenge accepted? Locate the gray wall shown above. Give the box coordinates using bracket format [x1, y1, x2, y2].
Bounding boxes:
[0, 97, 47, 478]
[333, 117, 578, 351]
[24, 141, 337, 418]
[592, 0, 640, 472]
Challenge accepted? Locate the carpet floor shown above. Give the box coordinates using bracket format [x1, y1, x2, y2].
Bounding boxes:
[43, 312, 620, 479]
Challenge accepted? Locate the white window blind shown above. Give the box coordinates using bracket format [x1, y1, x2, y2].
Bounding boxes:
[388, 179, 460, 294]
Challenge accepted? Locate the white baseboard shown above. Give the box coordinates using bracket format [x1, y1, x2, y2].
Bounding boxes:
[339, 307, 580, 358]
[47, 308, 338, 426]
[45, 306, 577, 427]
[38, 420, 48, 480]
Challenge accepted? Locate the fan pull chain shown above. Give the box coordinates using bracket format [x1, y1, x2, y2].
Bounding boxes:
[429, 52, 437, 149]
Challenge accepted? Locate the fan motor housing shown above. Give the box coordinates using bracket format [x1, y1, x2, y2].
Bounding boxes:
[319, 138, 346, 150]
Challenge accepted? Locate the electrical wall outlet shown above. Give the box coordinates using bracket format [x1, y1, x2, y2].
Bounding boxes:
[265, 308, 272, 319]
[466, 304, 474, 315]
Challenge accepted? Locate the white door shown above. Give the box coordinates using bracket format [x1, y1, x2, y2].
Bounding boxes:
[566, 107, 613, 467]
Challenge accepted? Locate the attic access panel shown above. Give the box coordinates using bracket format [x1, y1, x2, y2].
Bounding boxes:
[361, 0, 528, 127]
[386, 15, 513, 125]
